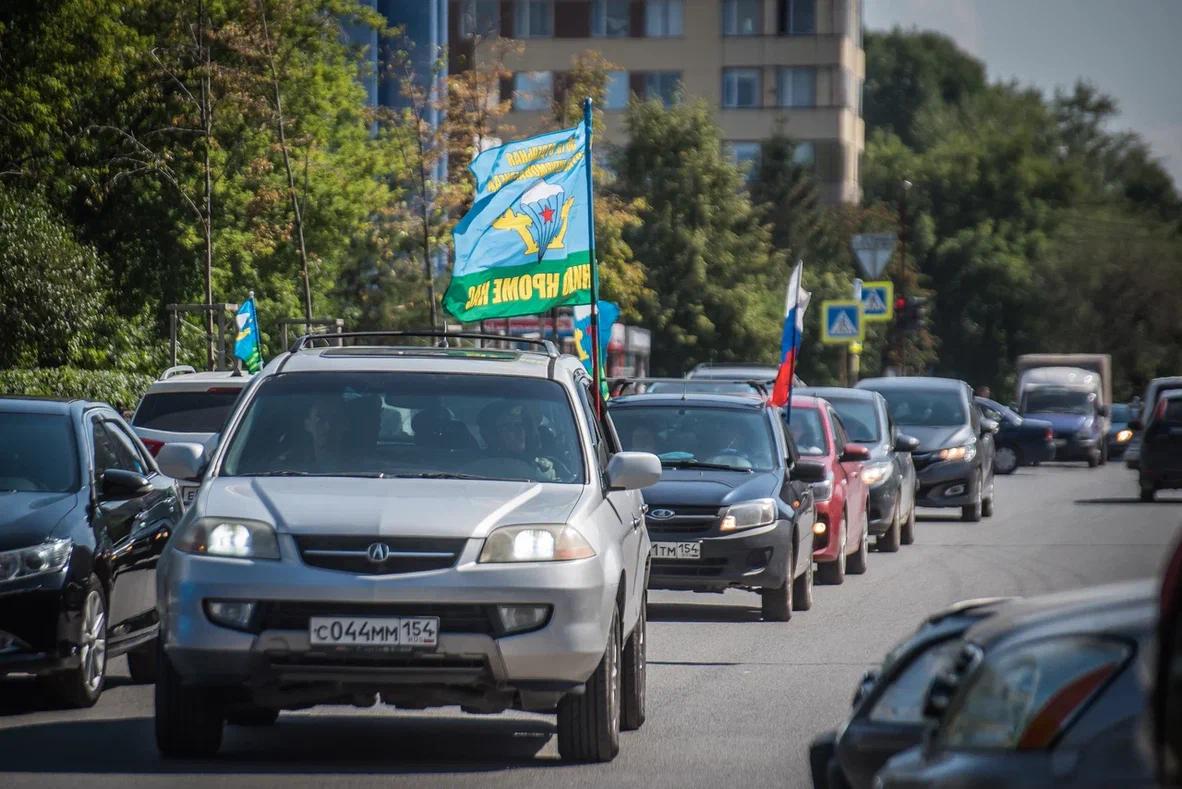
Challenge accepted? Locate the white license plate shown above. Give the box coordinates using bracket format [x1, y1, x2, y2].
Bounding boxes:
[309, 616, 439, 648]
[181, 485, 199, 506]
[651, 541, 701, 560]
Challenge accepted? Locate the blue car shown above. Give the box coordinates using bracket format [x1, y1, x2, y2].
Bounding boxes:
[974, 397, 1056, 475]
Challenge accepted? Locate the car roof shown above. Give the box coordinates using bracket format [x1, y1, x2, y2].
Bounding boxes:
[789, 394, 825, 409]
[271, 345, 582, 380]
[689, 364, 777, 379]
[0, 396, 117, 417]
[799, 386, 880, 403]
[857, 376, 967, 391]
[609, 392, 767, 410]
[1162, 389, 1182, 400]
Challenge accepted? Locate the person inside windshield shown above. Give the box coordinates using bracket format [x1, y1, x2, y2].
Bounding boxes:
[482, 402, 557, 481]
[270, 398, 348, 472]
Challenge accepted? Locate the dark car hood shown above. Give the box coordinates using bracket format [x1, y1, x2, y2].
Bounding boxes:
[1025, 412, 1091, 434]
[642, 469, 780, 508]
[0, 491, 82, 550]
[899, 425, 972, 452]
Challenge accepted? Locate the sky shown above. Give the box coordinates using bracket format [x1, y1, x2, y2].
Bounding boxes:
[864, 0, 1182, 187]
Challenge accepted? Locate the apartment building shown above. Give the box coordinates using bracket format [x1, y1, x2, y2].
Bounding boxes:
[449, 0, 865, 203]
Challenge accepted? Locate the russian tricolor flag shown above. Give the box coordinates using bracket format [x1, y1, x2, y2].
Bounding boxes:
[771, 261, 810, 408]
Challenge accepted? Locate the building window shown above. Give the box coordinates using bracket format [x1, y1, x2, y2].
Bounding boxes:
[722, 0, 761, 36]
[605, 70, 629, 109]
[641, 71, 682, 106]
[722, 68, 761, 108]
[460, 0, 501, 37]
[591, 0, 630, 37]
[513, 71, 553, 111]
[783, 0, 815, 34]
[645, 0, 683, 36]
[777, 67, 816, 107]
[515, 0, 553, 38]
[725, 141, 762, 179]
[793, 141, 816, 167]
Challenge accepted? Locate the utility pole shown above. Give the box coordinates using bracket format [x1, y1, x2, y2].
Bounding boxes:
[198, 0, 215, 370]
[895, 179, 912, 375]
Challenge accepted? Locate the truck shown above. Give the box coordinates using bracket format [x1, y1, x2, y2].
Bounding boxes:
[1014, 354, 1113, 467]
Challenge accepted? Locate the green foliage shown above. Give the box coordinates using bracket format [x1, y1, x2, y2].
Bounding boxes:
[0, 368, 153, 409]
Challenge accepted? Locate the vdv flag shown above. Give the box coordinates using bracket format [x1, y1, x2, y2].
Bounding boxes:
[233, 296, 262, 374]
[572, 301, 620, 377]
[444, 122, 592, 321]
[771, 262, 810, 408]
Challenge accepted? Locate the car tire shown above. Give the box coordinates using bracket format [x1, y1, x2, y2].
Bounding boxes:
[982, 495, 994, 518]
[846, 513, 869, 575]
[1087, 452, 1099, 468]
[816, 515, 847, 585]
[877, 502, 901, 553]
[557, 608, 621, 762]
[1141, 481, 1156, 503]
[621, 594, 646, 732]
[962, 476, 983, 522]
[901, 502, 916, 545]
[1100, 440, 1108, 465]
[45, 576, 107, 708]
[994, 446, 1019, 475]
[156, 641, 224, 758]
[226, 706, 280, 726]
[126, 640, 159, 684]
[761, 551, 793, 622]
[792, 544, 813, 611]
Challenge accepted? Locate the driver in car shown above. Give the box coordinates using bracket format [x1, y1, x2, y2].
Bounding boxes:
[488, 403, 558, 481]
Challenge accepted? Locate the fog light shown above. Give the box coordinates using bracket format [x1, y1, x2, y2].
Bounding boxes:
[495, 605, 550, 635]
[205, 600, 258, 632]
[813, 522, 827, 535]
[944, 484, 966, 497]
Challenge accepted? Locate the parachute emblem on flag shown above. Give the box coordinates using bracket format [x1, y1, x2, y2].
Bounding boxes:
[492, 180, 575, 261]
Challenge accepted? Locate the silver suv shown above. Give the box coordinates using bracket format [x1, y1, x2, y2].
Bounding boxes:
[153, 332, 660, 762]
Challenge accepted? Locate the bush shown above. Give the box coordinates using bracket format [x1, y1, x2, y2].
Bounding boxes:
[0, 368, 154, 410]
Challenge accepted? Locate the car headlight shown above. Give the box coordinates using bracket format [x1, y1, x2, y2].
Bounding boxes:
[1115, 429, 1133, 443]
[861, 461, 894, 487]
[0, 538, 72, 582]
[937, 443, 977, 462]
[720, 499, 777, 532]
[478, 525, 595, 563]
[175, 518, 280, 559]
[940, 636, 1129, 750]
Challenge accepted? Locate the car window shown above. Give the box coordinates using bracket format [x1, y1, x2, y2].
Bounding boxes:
[93, 419, 143, 475]
[133, 389, 242, 433]
[830, 409, 851, 448]
[107, 420, 150, 475]
[220, 372, 585, 484]
[0, 412, 80, 493]
[576, 380, 610, 469]
[1162, 399, 1182, 425]
[869, 639, 963, 724]
[611, 404, 778, 472]
[784, 407, 829, 457]
[877, 388, 968, 427]
[826, 397, 882, 443]
[977, 402, 1001, 422]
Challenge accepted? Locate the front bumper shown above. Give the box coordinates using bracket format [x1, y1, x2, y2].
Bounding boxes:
[867, 482, 901, 536]
[1052, 435, 1098, 461]
[0, 579, 82, 676]
[159, 537, 616, 697]
[915, 460, 978, 508]
[647, 521, 792, 592]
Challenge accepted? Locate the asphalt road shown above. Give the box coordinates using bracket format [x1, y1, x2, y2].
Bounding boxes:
[2, 462, 1179, 789]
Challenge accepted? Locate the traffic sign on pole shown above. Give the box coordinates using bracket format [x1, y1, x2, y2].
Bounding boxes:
[860, 280, 894, 322]
[821, 300, 864, 344]
[851, 233, 897, 279]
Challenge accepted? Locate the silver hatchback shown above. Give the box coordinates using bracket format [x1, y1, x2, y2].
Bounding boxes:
[154, 333, 660, 762]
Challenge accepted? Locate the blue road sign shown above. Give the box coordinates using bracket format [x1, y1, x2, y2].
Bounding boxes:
[861, 281, 894, 322]
[822, 300, 864, 344]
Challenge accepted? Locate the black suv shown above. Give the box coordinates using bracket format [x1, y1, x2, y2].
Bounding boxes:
[857, 377, 997, 523]
[0, 397, 181, 706]
[609, 390, 816, 621]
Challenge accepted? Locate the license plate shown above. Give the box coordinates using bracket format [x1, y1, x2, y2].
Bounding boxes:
[1054, 439, 1067, 447]
[181, 485, 199, 506]
[651, 541, 701, 560]
[309, 616, 439, 648]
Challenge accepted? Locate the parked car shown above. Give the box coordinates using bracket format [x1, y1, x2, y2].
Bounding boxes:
[799, 387, 918, 551]
[973, 397, 1055, 475]
[130, 366, 252, 506]
[808, 597, 1011, 789]
[783, 395, 871, 584]
[875, 580, 1156, 788]
[610, 390, 817, 620]
[0, 396, 181, 706]
[153, 333, 660, 761]
[1135, 390, 1182, 501]
[857, 378, 997, 523]
[1128, 377, 1182, 469]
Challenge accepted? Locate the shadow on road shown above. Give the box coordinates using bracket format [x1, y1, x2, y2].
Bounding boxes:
[0, 675, 136, 717]
[647, 601, 763, 624]
[0, 713, 556, 774]
[1076, 497, 1182, 505]
[915, 513, 966, 523]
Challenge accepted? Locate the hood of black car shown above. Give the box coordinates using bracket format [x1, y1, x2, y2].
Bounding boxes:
[0, 491, 81, 551]
[903, 425, 974, 452]
[642, 469, 780, 508]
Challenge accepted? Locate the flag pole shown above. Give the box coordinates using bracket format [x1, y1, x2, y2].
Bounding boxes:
[583, 97, 602, 415]
[784, 309, 799, 424]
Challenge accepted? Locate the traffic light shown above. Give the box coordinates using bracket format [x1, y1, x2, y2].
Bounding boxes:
[894, 295, 928, 332]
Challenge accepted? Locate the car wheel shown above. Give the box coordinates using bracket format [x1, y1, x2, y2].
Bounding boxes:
[621, 593, 646, 731]
[557, 608, 621, 762]
[45, 576, 107, 708]
[226, 706, 280, 726]
[994, 446, 1019, 475]
[901, 502, 916, 545]
[982, 495, 995, 518]
[877, 501, 901, 553]
[847, 513, 869, 575]
[1100, 440, 1108, 465]
[761, 550, 793, 622]
[156, 641, 224, 758]
[962, 476, 983, 522]
[127, 640, 159, 684]
[816, 515, 847, 585]
[1087, 452, 1099, 468]
[792, 544, 814, 611]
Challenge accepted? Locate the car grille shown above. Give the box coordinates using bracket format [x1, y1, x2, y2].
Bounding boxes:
[645, 505, 720, 533]
[254, 601, 498, 636]
[295, 535, 467, 575]
[651, 558, 728, 577]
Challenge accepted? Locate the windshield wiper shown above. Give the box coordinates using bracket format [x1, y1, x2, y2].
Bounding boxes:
[391, 472, 531, 482]
[236, 471, 387, 478]
[661, 459, 752, 472]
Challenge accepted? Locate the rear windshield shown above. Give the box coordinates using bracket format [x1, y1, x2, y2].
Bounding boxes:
[824, 398, 881, 443]
[785, 408, 829, 456]
[0, 412, 79, 493]
[133, 390, 242, 433]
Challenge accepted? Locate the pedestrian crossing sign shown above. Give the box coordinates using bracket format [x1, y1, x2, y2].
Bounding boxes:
[861, 281, 894, 322]
[821, 300, 864, 344]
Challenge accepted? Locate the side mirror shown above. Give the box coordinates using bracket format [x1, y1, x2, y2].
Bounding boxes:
[606, 452, 662, 491]
[99, 468, 153, 500]
[980, 418, 1000, 435]
[792, 460, 828, 484]
[840, 443, 871, 463]
[1098, 404, 1110, 417]
[894, 433, 920, 453]
[1129, 418, 1144, 431]
[157, 442, 208, 482]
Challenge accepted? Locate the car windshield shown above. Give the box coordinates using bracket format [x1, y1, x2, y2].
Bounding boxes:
[877, 388, 967, 427]
[0, 412, 79, 493]
[220, 372, 585, 484]
[1023, 389, 1093, 415]
[133, 389, 243, 433]
[611, 405, 777, 472]
[825, 398, 881, 443]
[785, 407, 829, 456]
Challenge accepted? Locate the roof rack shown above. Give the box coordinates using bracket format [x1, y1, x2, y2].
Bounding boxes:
[159, 365, 198, 381]
[609, 377, 769, 399]
[289, 330, 560, 358]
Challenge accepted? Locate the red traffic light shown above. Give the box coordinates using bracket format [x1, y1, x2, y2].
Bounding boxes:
[894, 296, 907, 311]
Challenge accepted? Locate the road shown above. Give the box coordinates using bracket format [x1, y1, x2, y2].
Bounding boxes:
[1, 463, 1179, 788]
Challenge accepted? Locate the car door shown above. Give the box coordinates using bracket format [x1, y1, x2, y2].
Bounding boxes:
[831, 410, 867, 541]
[970, 395, 995, 485]
[777, 418, 813, 576]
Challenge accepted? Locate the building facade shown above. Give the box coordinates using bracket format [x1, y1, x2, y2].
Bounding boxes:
[450, 0, 865, 203]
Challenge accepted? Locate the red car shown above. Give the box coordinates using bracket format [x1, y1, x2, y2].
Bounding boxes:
[786, 395, 871, 585]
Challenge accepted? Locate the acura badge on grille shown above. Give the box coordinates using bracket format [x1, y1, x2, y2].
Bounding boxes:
[367, 542, 391, 563]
